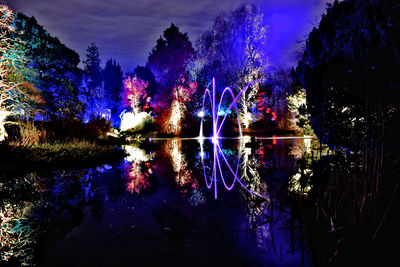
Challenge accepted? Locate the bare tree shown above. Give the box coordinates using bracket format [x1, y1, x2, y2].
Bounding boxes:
[0, 4, 41, 141]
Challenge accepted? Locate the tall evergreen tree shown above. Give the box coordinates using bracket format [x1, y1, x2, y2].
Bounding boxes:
[82, 43, 105, 120]
[146, 23, 195, 101]
[294, 0, 400, 148]
[103, 59, 123, 123]
[83, 42, 102, 91]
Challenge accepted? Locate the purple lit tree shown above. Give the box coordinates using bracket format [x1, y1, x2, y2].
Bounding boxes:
[194, 4, 268, 129]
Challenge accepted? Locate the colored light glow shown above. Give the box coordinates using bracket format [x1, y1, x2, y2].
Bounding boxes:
[120, 111, 151, 131]
[272, 135, 277, 145]
[197, 111, 205, 117]
[199, 78, 265, 199]
[166, 139, 195, 188]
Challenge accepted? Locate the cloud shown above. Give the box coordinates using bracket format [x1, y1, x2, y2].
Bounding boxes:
[9, 0, 331, 72]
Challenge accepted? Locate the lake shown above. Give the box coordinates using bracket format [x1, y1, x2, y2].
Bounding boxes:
[0, 137, 313, 266]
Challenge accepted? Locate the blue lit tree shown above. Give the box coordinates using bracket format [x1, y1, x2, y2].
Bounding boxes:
[194, 4, 268, 129]
[82, 43, 108, 121]
[15, 12, 83, 121]
[103, 59, 123, 124]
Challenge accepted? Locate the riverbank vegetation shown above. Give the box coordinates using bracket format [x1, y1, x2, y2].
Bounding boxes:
[290, 0, 400, 265]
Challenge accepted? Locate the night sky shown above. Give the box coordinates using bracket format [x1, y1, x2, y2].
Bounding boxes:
[9, 0, 332, 73]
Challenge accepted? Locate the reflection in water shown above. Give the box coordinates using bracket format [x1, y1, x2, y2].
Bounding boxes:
[239, 137, 271, 249]
[0, 174, 40, 265]
[199, 137, 266, 199]
[288, 138, 314, 195]
[165, 139, 196, 189]
[0, 201, 37, 264]
[0, 138, 312, 266]
[123, 145, 154, 194]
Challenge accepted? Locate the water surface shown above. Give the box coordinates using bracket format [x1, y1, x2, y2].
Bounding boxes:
[0, 137, 312, 266]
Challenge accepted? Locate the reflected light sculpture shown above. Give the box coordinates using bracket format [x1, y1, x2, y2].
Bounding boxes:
[199, 78, 265, 199]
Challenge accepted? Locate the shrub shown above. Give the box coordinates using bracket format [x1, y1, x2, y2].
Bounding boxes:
[85, 116, 111, 139]
[17, 121, 46, 147]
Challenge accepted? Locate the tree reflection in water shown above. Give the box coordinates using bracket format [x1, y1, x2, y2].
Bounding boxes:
[198, 137, 309, 264]
[0, 138, 311, 266]
[123, 145, 154, 194]
[0, 174, 40, 265]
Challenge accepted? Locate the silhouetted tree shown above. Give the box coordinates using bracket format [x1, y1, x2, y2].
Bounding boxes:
[103, 59, 123, 123]
[294, 0, 400, 148]
[133, 65, 157, 98]
[146, 23, 195, 104]
[83, 43, 102, 90]
[82, 43, 106, 120]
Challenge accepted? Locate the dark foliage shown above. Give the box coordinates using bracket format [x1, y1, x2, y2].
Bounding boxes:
[83, 42, 102, 91]
[133, 65, 157, 98]
[15, 13, 83, 120]
[103, 59, 123, 123]
[292, 0, 400, 264]
[147, 23, 195, 103]
[293, 0, 400, 148]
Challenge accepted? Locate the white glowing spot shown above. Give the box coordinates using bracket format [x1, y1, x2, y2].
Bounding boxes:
[341, 107, 349, 113]
[166, 139, 194, 187]
[199, 151, 205, 158]
[243, 111, 253, 129]
[168, 100, 181, 134]
[198, 111, 205, 117]
[123, 145, 153, 162]
[211, 136, 218, 144]
[304, 137, 311, 153]
[242, 135, 251, 142]
[120, 111, 152, 131]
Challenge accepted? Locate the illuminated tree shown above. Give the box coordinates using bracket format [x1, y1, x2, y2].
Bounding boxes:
[196, 4, 268, 129]
[133, 65, 157, 98]
[164, 78, 196, 135]
[0, 4, 41, 141]
[122, 76, 148, 114]
[15, 12, 82, 120]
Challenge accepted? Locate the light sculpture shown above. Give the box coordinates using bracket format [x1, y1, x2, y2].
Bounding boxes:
[199, 78, 265, 199]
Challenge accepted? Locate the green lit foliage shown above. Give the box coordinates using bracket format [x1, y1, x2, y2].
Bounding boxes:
[286, 87, 313, 136]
